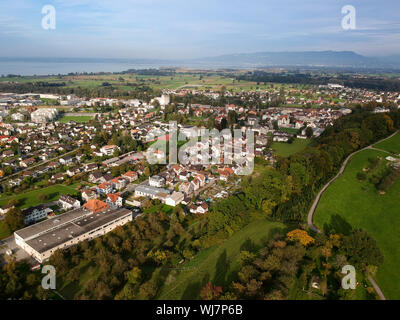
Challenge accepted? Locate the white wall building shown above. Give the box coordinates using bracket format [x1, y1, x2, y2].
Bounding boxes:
[30, 108, 58, 123]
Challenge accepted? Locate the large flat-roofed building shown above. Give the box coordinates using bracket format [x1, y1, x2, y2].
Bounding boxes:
[134, 185, 171, 200]
[14, 200, 132, 263]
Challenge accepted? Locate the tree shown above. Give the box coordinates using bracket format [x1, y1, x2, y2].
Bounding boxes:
[305, 126, 313, 138]
[200, 282, 223, 300]
[341, 229, 384, 268]
[38, 193, 49, 202]
[286, 229, 315, 246]
[7, 198, 20, 207]
[4, 208, 24, 232]
[127, 267, 142, 285]
[137, 281, 157, 299]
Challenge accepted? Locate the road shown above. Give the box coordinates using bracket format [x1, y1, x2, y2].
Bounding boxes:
[0, 147, 80, 183]
[307, 130, 398, 300]
[368, 275, 386, 300]
[307, 130, 399, 233]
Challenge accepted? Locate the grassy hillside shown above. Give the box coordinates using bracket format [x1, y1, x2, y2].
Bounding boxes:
[156, 219, 286, 299]
[314, 149, 400, 299]
[374, 131, 400, 154]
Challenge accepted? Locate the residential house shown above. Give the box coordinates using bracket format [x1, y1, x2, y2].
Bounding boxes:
[96, 182, 114, 195]
[84, 163, 98, 172]
[165, 192, 184, 207]
[81, 188, 98, 202]
[50, 173, 64, 182]
[111, 177, 128, 190]
[58, 194, 81, 210]
[191, 178, 200, 191]
[59, 155, 75, 166]
[83, 199, 109, 214]
[123, 171, 138, 182]
[22, 205, 53, 225]
[149, 175, 165, 188]
[0, 204, 15, 216]
[189, 203, 209, 214]
[179, 181, 194, 195]
[19, 157, 35, 168]
[100, 145, 119, 156]
[66, 167, 81, 177]
[88, 171, 105, 184]
[106, 193, 123, 208]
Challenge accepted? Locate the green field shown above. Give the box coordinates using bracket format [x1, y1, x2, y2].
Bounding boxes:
[59, 115, 93, 123]
[1, 73, 298, 93]
[272, 138, 310, 157]
[156, 219, 286, 299]
[278, 127, 300, 135]
[0, 184, 79, 210]
[374, 131, 400, 155]
[314, 149, 400, 299]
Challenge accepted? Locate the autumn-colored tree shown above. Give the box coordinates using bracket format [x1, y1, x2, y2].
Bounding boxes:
[147, 250, 168, 265]
[286, 229, 315, 246]
[127, 267, 142, 285]
[200, 282, 223, 300]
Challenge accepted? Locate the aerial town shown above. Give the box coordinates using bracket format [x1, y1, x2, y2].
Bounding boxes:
[0, 81, 398, 267]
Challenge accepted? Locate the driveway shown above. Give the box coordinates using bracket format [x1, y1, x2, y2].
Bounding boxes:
[0, 235, 31, 266]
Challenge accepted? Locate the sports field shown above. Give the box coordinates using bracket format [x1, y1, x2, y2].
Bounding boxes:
[59, 115, 93, 123]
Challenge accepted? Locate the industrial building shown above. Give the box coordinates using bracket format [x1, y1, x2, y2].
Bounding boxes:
[14, 199, 132, 263]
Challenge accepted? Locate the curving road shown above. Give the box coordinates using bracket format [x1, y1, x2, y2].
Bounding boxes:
[307, 130, 399, 300]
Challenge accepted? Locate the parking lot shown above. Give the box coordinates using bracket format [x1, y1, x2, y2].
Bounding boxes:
[0, 235, 31, 265]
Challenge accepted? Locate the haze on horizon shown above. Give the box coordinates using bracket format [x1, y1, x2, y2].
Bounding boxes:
[1, 0, 400, 60]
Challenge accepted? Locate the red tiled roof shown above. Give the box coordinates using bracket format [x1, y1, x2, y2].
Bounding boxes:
[107, 193, 121, 203]
[124, 171, 138, 177]
[83, 199, 109, 213]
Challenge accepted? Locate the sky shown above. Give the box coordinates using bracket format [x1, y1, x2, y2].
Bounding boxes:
[1, 0, 400, 59]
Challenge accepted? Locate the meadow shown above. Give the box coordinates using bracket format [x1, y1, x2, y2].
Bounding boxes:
[0, 184, 80, 240]
[314, 149, 400, 299]
[374, 131, 400, 154]
[271, 138, 310, 157]
[0, 184, 79, 209]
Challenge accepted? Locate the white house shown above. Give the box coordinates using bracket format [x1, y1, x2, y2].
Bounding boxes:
[22, 205, 53, 225]
[100, 145, 119, 156]
[165, 192, 184, 207]
[58, 194, 81, 210]
[106, 193, 123, 208]
[149, 175, 165, 188]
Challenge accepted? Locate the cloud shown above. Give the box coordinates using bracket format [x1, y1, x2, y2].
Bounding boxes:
[0, 0, 400, 58]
